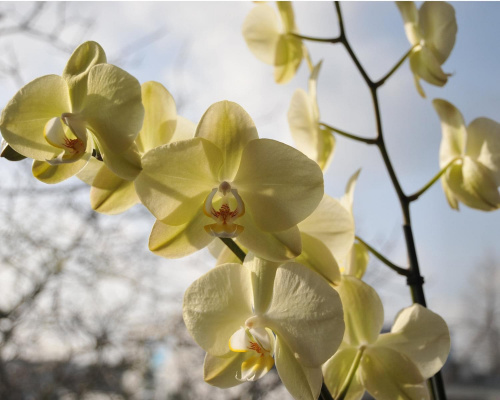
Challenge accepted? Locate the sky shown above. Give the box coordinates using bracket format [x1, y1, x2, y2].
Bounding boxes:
[1, 1, 499, 355]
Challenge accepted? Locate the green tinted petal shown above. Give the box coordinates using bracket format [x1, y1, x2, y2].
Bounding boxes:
[242, 4, 281, 65]
[196, 101, 258, 182]
[149, 209, 214, 259]
[419, 1, 457, 64]
[183, 264, 253, 356]
[234, 139, 324, 232]
[243, 254, 280, 315]
[288, 88, 319, 162]
[275, 336, 323, 400]
[323, 347, 365, 400]
[360, 347, 429, 400]
[274, 36, 303, 84]
[462, 156, 500, 210]
[466, 117, 500, 186]
[76, 157, 102, 185]
[135, 138, 221, 224]
[396, 2, 421, 45]
[0, 75, 70, 160]
[204, 352, 248, 388]
[409, 47, 448, 87]
[342, 242, 370, 279]
[277, 2, 297, 33]
[171, 116, 196, 142]
[89, 163, 140, 214]
[376, 304, 450, 379]
[433, 99, 467, 166]
[97, 139, 142, 181]
[237, 212, 302, 262]
[83, 64, 144, 153]
[440, 175, 459, 210]
[336, 276, 384, 347]
[32, 155, 89, 184]
[340, 169, 361, 214]
[296, 233, 341, 286]
[265, 262, 344, 367]
[63, 41, 107, 111]
[299, 194, 355, 261]
[318, 126, 336, 172]
[136, 81, 177, 153]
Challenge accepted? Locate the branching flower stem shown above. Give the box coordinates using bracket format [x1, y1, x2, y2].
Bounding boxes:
[219, 237, 246, 262]
[304, 3, 448, 399]
[319, 122, 376, 145]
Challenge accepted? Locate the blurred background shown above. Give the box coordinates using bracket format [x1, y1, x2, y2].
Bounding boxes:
[0, 2, 499, 399]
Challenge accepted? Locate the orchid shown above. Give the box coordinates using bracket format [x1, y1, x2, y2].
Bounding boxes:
[84, 81, 196, 215]
[0, 41, 144, 183]
[396, 1, 457, 97]
[288, 61, 335, 172]
[183, 254, 345, 400]
[433, 99, 500, 211]
[134, 100, 323, 261]
[324, 276, 450, 400]
[242, 2, 303, 84]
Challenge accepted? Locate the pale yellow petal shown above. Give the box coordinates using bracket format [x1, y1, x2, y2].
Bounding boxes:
[274, 36, 303, 84]
[376, 304, 450, 379]
[461, 156, 500, 210]
[195, 101, 258, 182]
[440, 175, 459, 210]
[419, 1, 457, 64]
[97, 139, 142, 181]
[265, 262, 344, 367]
[396, 2, 421, 46]
[63, 41, 107, 111]
[275, 336, 323, 400]
[149, 209, 214, 259]
[288, 88, 319, 161]
[277, 2, 297, 33]
[89, 163, 140, 214]
[234, 139, 324, 232]
[299, 194, 355, 261]
[32, 156, 89, 184]
[340, 169, 361, 214]
[134, 138, 222, 224]
[360, 347, 429, 400]
[409, 47, 448, 87]
[335, 276, 384, 347]
[432, 99, 466, 166]
[171, 116, 196, 142]
[323, 347, 365, 400]
[0, 75, 71, 161]
[204, 352, 247, 388]
[242, 4, 281, 65]
[183, 264, 254, 356]
[342, 242, 370, 279]
[83, 63, 144, 153]
[243, 254, 280, 315]
[76, 157, 103, 186]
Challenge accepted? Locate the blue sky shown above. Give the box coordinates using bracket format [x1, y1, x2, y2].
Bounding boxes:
[1, 1, 499, 346]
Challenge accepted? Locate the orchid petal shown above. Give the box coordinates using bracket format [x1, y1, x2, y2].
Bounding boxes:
[183, 264, 253, 356]
[299, 194, 355, 261]
[149, 208, 214, 259]
[242, 4, 281, 65]
[171, 116, 196, 142]
[0, 75, 71, 161]
[275, 336, 323, 400]
[274, 35, 303, 84]
[335, 276, 384, 347]
[277, 2, 296, 33]
[195, 101, 258, 182]
[135, 137, 222, 225]
[409, 47, 448, 87]
[396, 2, 421, 46]
[433, 99, 467, 165]
[89, 163, 140, 214]
[376, 304, 450, 379]
[136, 81, 177, 153]
[77, 157, 102, 185]
[32, 156, 89, 184]
[461, 156, 500, 210]
[440, 175, 459, 210]
[204, 352, 248, 388]
[243, 254, 280, 315]
[419, 1, 457, 64]
[83, 63, 144, 153]
[466, 117, 500, 186]
[342, 242, 369, 279]
[323, 347, 365, 400]
[62, 41, 107, 111]
[265, 262, 344, 367]
[340, 169, 361, 213]
[97, 138, 142, 181]
[234, 138, 323, 232]
[360, 346, 429, 400]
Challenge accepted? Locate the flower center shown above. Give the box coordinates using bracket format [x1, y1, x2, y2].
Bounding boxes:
[203, 181, 245, 238]
[43, 114, 88, 164]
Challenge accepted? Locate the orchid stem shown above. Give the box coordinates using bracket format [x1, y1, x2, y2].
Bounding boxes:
[336, 346, 364, 400]
[319, 122, 376, 145]
[355, 236, 409, 276]
[219, 238, 246, 262]
[333, 2, 446, 399]
[292, 32, 342, 44]
[407, 157, 460, 202]
[375, 45, 416, 88]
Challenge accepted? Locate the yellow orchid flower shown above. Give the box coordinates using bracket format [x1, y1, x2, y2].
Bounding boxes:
[433, 99, 500, 211]
[85, 81, 196, 215]
[135, 100, 323, 261]
[323, 276, 450, 400]
[242, 2, 303, 84]
[288, 61, 335, 172]
[0, 41, 144, 184]
[183, 254, 345, 400]
[396, 2, 457, 97]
